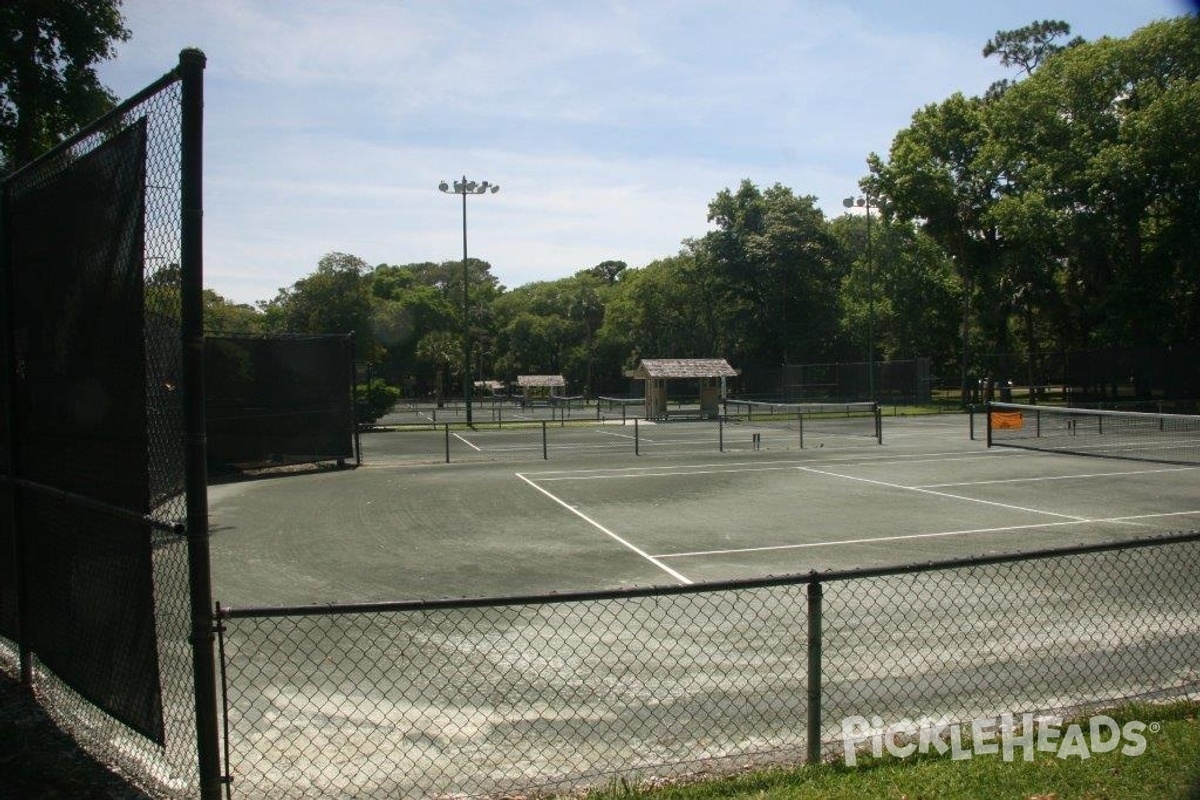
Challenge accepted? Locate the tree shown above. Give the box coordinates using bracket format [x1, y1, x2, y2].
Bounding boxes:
[204, 289, 264, 333]
[699, 180, 844, 365]
[259, 252, 378, 358]
[982, 19, 1083, 95]
[0, 0, 130, 171]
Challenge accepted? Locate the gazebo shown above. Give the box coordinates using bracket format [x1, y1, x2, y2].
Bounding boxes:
[516, 374, 567, 406]
[624, 358, 739, 419]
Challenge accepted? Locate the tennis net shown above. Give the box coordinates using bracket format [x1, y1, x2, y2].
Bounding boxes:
[723, 399, 882, 447]
[986, 402, 1200, 465]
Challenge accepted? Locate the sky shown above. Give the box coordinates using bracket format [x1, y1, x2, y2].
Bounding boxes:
[96, 0, 1194, 307]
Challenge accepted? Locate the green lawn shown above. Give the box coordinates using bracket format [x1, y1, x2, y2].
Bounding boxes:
[590, 702, 1200, 800]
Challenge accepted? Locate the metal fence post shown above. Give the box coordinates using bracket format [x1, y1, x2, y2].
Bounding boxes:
[542, 420, 548, 460]
[806, 578, 823, 765]
[634, 417, 639, 456]
[178, 47, 224, 800]
[719, 415, 724, 452]
[444, 423, 450, 463]
[0, 165, 33, 686]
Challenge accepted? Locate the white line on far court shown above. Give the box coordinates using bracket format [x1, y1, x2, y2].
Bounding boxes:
[655, 509, 1199, 559]
[515, 473, 693, 585]
[656, 519, 1091, 559]
[797, 466, 1089, 522]
[453, 432, 482, 451]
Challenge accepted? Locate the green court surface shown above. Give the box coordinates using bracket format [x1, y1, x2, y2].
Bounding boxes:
[208, 414, 1200, 606]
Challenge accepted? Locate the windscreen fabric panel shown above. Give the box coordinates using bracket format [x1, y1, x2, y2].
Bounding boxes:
[6, 119, 164, 743]
[206, 334, 355, 467]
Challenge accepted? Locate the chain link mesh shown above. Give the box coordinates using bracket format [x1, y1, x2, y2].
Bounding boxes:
[0, 70, 200, 797]
[218, 533, 1200, 798]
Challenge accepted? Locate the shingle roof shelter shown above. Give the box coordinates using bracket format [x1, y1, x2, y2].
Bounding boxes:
[516, 374, 567, 405]
[625, 358, 738, 419]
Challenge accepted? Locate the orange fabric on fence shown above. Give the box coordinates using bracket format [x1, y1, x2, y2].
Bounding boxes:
[990, 411, 1024, 430]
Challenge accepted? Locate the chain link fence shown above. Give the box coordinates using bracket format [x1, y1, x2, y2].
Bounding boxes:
[0, 52, 217, 797]
[216, 530, 1200, 798]
[358, 403, 883, 465]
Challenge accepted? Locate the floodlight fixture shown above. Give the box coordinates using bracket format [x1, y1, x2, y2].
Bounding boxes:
[845, 192, 879, 402]
[438, 175, 501, 425]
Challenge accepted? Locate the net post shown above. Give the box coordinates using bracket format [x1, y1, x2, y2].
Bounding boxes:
[634, 417, 639, 456]
[806, 578, 823, 764]
[444, 423, 450, 463]
[799, 412, 804, 449]
[986, 402, 993, 447]
[719, 415, 724, 452]
[874, 402, 882, 444]
[542, 420, 548, 460]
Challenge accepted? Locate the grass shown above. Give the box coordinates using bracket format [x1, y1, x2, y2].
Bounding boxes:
[588, 702, 1200, 800]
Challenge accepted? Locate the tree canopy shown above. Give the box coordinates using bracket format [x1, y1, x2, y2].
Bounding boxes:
[0, 0, 129, 171]
[199, 15, 1198, 402]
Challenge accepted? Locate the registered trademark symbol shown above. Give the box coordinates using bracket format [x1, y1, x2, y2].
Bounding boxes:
[1148, 721, 1162, 734]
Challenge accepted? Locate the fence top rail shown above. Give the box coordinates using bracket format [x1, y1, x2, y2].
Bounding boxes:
[1, 53, 192, 188]
[989, 401, 1200, 422]
[216, 529, 1200, 620]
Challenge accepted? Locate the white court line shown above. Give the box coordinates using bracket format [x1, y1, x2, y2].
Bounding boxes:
[655, 510, 1200, 559]
[524, 450, 1025, 482]
[515, 473, 693, 585]
[453, 432, 482, 451]
[656, 520, 1090, 559]
[916, 464, 1197, 489]
[797, 466, 1090, 522]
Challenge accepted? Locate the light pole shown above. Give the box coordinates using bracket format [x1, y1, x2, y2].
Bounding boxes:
[843, 194, 876, 402]
[439, 175, 499, 425]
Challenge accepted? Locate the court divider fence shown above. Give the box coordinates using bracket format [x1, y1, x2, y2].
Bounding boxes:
[358, 403, 884, 465]
[214, 529, 1200, 798]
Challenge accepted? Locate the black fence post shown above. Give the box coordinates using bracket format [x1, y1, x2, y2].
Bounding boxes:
[806, 578, 823, 764]
[178, 47, 224, 800]
[0, 164, 33, 686]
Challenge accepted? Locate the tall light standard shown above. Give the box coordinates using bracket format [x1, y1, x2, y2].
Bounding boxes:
[439, 175, 499, 425]
[843, 194, 877, 402]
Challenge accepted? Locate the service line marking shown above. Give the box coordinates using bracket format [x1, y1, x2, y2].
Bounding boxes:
[515, 473, 693, 585]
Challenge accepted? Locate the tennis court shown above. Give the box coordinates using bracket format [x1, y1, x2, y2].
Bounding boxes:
[211, 409, 1200, 796]
[209, 412, 1200, 605]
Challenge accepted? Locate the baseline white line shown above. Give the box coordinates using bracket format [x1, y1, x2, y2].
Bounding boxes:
[656, 520, 1089, 559]
[515, 450, 1025, 480]
[655, 509, 1200, 559]
[916, 465, 1196, 489]
[1109, 509, 1200, 522]
[453, 432, 482, 451]
[515, 473, 693, 585]
[798, 466, 1089, 521]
